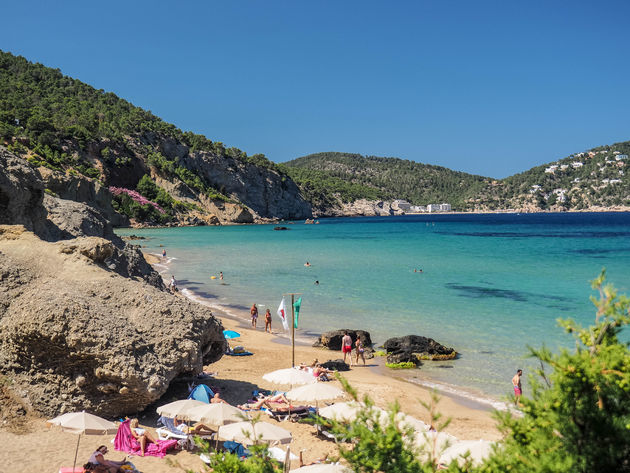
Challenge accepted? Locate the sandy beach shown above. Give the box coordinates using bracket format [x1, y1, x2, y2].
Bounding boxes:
[0, 254, 502, 473]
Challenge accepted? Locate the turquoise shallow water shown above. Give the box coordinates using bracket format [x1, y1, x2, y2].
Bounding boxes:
[117, 212, 630, 407]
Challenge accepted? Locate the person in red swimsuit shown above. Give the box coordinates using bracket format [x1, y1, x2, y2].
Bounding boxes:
[342, 331, 353, 366]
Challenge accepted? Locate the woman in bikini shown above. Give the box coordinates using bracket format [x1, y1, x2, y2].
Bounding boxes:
[264, 308, 272, 332]
[355, 337, 366, 366]
[129, 418, 158, 456]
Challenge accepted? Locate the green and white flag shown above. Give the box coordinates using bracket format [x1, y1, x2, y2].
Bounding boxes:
[293, 297, 302, 328]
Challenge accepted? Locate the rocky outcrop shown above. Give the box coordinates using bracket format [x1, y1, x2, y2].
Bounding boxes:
[0, 147, 51, 238]
[0, 228, 227, 417]
[383, 335, 456, 366]
[313, 329, 373, 358]
[312, 199, 394, 218]
[0, 146, 162, 288]
[320, 359, 350, 372]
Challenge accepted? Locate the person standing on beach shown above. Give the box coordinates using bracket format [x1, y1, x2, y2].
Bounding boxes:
[342, 331, 353, 366]
[169, 275, 177, 293]
[512, 369, 523, 405]
[264, 308, 272, 333]
[250, 303, 258, 328]
[355, 337, 366, 366]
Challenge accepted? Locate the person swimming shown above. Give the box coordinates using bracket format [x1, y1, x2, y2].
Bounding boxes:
[304, 261, 311, 267]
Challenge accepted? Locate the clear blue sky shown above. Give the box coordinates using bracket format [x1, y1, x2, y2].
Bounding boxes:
[2, 1, 630, 178]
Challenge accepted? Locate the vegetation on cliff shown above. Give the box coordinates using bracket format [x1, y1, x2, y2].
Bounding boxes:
[0, 50, 305, 225]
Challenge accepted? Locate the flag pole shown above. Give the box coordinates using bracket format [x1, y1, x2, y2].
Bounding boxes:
[291, 293, 295, 367]
[283, 292, 302, 368]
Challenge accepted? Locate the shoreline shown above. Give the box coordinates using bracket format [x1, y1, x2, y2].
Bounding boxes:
[120, 208, 630, 230]
[147, 250, 512, 414]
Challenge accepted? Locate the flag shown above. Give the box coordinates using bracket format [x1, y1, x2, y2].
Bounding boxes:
[293, 297, 302, 328]
[277, 297, 289, 331]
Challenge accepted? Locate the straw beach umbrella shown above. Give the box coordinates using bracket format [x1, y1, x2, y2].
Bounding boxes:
[48, 411, 117, 472]
[286, 383, 345, 407]
[263, 367, 315, 386]
[218, 420, 292, 445]
[187, 402, 246, 428]
[156, 399, 206, 421]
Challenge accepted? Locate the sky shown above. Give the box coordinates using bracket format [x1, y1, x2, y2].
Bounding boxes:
[2, 1, 630, 178]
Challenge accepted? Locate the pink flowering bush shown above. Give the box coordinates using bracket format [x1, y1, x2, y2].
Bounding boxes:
[109, 186, 165, 214]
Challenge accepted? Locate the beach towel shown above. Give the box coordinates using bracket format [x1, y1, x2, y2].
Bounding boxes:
[223, 440, 250, 458]
[188, 384, 215, 403]
[225, 351, 253, 356]
[114, 419, 178, 458]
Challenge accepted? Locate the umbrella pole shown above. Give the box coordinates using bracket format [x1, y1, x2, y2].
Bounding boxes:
[72, 433, 81, 472]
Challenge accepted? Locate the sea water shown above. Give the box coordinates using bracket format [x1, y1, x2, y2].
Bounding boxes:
[116, 212, 630, 407]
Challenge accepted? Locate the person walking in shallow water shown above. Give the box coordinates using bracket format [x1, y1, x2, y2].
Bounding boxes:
[264, 308, 272, 333]
[512, 369, 523, 405]
[250, 303, 258, 329]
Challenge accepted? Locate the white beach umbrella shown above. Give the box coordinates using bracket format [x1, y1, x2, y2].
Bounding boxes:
[263, 368, 316, 386]
[268, 446, 298, 463]
[395, 412, 430, 433]
[286, 383, 345, 404]
[187, 402, 246, 428]
[218, 420, 292, 445]
[317, 402, 362, 422]
[289, 464, 351, 473]
[156, 399, 207, 421]
[439, 439, 495, 466]
[48, 411, 117, 472]
[415, 431, 458, 461]
[318, 402, 387, 423]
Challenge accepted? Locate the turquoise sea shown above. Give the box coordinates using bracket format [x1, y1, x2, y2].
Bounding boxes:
[116, 212, 630, 408]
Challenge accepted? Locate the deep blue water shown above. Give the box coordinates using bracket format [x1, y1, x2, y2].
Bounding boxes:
[117, 212, 630, 406]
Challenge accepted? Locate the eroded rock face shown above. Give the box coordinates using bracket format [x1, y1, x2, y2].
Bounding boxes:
[0, 229, 227, 417]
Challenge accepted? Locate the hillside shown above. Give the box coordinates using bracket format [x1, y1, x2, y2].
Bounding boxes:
[283, 146, 630, 214]
[0, 50, 311, 225]
[281, 152, 492, 214]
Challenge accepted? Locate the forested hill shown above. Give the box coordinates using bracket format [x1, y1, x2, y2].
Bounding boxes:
[281, 152, 492, 211]
[283, 146, 630, 213]
[0, 50, 311, 225]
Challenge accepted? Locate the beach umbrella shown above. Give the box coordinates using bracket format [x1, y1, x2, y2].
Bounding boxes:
[223, 330, 241, 339]
[263, 367, 316, 386]
[318, 402, 387, 423]
[218, 420, 292, 445]
[395, 413, 430, 433]
[286, 383, 345, 405]
[415, 431, 458, 461]
[187, 402, 246, 428]
[268, 446, 298, 463]
[156, 399, 206, 421]
[289, 464, 351, 473]
[439, 439, 495, 466]
[48, 411, 117, 472]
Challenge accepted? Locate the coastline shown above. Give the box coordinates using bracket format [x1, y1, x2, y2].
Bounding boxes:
[148, 250, 511, 414]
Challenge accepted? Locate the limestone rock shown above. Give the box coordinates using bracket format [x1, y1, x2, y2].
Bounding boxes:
[0, 228, 227, 418]
[313, 329, 373, 358]
[320, 359, 350, 372]
[384, 335, 456, 366]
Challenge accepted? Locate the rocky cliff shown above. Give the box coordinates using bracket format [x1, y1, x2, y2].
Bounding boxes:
[0, 146, 228, 418]
[0, 227, 226, 417]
